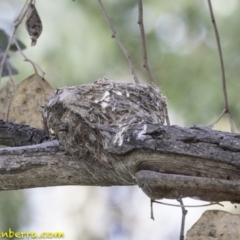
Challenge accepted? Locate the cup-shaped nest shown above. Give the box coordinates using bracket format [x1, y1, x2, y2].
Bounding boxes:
[43, 78, 167, 159]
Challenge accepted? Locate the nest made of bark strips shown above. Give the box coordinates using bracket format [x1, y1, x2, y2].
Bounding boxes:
[43, 78, 167, 162]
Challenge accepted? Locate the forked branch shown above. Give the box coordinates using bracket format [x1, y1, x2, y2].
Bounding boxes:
[0, 0, 44, 84]
[0, 1, 28, 84]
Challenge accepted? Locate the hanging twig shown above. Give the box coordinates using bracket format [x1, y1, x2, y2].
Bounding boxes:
[97, 0, 139, 84]
[137, 0, 171, 126]
[151, 197, 223, 236]
[137, 0, 156, 86]
[0, 1, 29, 85]
[13, 37, 45, 78]
[150, 199, 154, 220]
[151, 198, 223, 238]
[0, 0, 45, 83]
[178, 198, 187, 240]
[14, 0, 28, 24]
[152, 200, 224, 208]
[207, 0, 235, 132]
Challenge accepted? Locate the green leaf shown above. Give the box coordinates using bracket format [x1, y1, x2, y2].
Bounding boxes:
[9, 38, 26, 52]
[0, 29, 26, 52]
[0, 54, 18, 77]
[0, 29, 9, 51]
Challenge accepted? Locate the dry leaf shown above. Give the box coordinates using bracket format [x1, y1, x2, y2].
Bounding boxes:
[8, 74, 53, 128]
[0, 79, 18, 120]
[25, 3, 42, 46]
[187, 210, 240, 240]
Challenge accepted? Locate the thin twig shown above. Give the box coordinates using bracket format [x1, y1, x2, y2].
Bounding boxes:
[178, 198, 187, 240]
[137, 0, 156, 86]
[97, 0, 139, 84]
[14, 0, 28, 23]
[13, 37, 45, 78]
[165, 108, 171, 126]
[152, 200, 224, 208]
[0, 33, 16, 84]
[225, 112, 235, 132]
[5, 62, 13, 80]
[0, 1, 29, 85]
[137, 0, 171, 125]
[150, 199, 154, 220]
[207, 0, 235, 132]
[209, 108, 226, 128]
[207, 0, 227, 109]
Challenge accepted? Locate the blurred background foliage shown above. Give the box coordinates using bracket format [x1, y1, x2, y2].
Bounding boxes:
[1, 0, 240, 127]
[0, 190, 28, 231]
[0, 0, 240, 238]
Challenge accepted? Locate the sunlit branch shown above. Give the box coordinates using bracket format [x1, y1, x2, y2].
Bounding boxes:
[97, 0, 139, 84]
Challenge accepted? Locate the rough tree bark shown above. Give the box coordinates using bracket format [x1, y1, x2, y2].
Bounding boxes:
[1, 79, 240, 203]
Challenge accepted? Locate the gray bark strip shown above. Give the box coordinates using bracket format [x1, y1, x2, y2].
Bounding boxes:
[1, 121, 240, 202]
[0, 120, 48, 146]
[136, 170, 240, 202]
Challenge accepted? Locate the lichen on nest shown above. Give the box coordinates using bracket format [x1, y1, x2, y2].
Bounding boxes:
[43, 77, 167, 161]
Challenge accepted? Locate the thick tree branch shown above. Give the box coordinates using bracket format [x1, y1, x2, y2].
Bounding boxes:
[0, 120, 48, 146]
[1, 121, 240, 202]
[1, 81, 240, 203]
[0, 140, 135, 190]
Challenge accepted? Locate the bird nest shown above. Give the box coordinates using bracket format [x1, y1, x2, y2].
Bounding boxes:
[43, 78, 167, 161]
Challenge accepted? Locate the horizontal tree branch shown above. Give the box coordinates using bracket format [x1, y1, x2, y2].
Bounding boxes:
[0, 140, 135, 190]
[0, 120, 48, 146]
[136, 170, 240, 202]
[1, 120, 240, 202]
